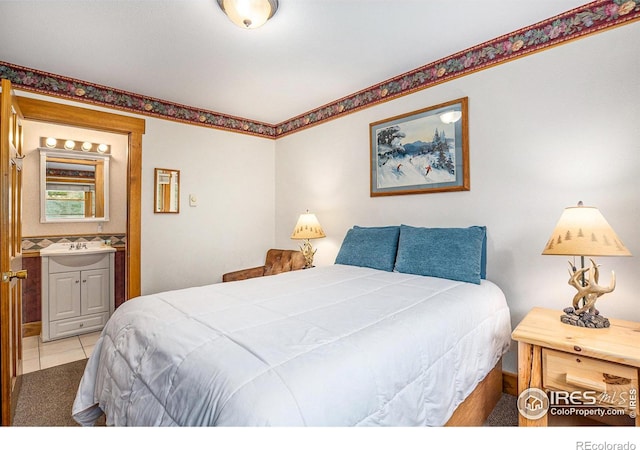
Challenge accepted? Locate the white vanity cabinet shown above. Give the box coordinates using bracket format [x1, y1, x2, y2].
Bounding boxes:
[41, 246, 116, 342]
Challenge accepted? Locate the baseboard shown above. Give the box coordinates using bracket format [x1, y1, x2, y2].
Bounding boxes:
[23, 321, 41, 338]
[502, 371, 517, 396]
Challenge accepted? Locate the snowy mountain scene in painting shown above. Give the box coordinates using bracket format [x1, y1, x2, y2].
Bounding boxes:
[375, 114, 457, 189]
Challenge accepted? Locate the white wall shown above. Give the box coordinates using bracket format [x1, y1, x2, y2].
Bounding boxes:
[141, 118, 276, 294]
[274, 23, 640, 373]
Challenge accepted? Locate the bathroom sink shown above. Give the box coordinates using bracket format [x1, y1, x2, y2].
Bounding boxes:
[40, 242, 116, 256]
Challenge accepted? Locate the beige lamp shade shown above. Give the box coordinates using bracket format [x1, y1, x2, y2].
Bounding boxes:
[291, 211, 326, 240]
[542, 202, 631, 257]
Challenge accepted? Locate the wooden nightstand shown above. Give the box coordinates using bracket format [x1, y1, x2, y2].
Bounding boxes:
[512, 307, 640, 426]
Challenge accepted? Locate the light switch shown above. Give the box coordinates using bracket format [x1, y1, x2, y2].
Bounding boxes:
[189, 194, 197, 207]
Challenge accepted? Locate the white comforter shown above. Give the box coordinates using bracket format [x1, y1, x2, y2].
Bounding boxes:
[72, 264, 511, 426]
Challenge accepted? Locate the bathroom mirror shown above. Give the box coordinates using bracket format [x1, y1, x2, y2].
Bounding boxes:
[154, 168, 180, 213]
[40, 148, 110, 223]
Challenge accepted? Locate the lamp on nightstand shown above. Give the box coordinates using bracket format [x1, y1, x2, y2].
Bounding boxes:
[542, 201, 631, 328]
[291, 210, 326, 269]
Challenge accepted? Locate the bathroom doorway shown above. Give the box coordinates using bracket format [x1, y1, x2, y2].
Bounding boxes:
[17, 96, 144, 300]
[11, 95, 143, 426]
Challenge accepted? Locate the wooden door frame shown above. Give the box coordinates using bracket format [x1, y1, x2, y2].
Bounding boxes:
[16, 96, 145, 299]
[1, 79, 24, 425]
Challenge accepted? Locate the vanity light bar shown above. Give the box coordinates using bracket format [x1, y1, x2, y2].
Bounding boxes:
[40, 137, 111, 154]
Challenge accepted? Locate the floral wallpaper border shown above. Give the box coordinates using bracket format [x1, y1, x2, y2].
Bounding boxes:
[0, 64, 275, 139]
[276, 0, 640, 137]
[1, 0, 638, 139]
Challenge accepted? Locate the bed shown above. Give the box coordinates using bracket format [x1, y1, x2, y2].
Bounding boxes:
[72, 224, 512, 426]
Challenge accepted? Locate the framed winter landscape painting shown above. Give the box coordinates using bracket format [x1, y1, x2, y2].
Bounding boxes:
[370, 97, 469, 197]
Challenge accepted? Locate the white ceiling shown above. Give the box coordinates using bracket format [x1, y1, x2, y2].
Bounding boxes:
[0, 0, 589, 124]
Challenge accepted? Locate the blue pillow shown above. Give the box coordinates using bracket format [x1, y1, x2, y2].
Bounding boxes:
[335, 225, 400, 272]
[477, 225, 487, 279]
[394, 225, 486, 284]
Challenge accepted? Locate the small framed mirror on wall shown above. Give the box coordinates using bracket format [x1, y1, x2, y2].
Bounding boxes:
[154, 168, 180, 213]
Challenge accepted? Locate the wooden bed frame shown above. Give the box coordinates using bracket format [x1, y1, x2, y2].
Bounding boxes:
[445, 358, 503, 426]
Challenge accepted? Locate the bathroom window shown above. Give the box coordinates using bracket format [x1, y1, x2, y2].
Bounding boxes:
[45, 185, 95, 219]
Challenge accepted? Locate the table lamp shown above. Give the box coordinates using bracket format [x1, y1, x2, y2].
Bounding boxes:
[542, 201, 631, 328]
[291, 210, 326, 269]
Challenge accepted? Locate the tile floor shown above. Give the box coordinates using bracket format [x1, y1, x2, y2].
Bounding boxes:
[22, 331, 100, 374]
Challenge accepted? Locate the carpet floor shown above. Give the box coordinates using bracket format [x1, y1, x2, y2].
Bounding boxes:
[13, 359, 89, 426]
[12, 359, 518, 427]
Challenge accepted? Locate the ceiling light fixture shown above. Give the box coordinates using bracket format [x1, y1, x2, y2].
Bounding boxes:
[216, 0, 278, 29]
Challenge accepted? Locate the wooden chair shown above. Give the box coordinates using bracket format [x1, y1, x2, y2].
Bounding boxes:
[222, 249, 306, 282]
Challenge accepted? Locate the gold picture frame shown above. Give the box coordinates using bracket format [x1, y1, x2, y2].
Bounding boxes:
[154, 168, 180, 213]
[370, 97, 469, 197]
